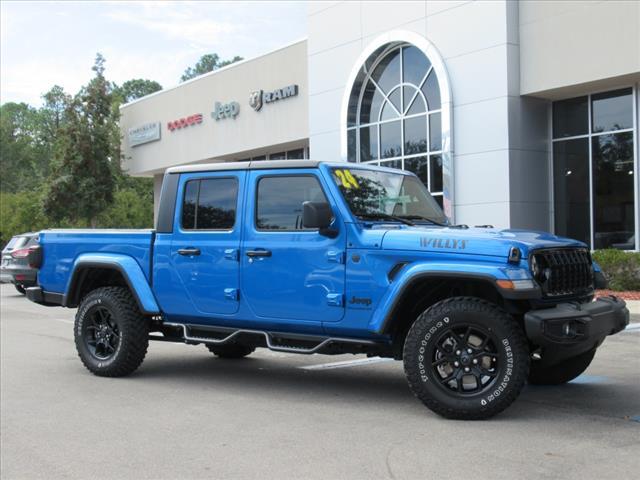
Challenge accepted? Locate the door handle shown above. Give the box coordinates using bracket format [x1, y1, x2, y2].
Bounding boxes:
[246, 249, 272, 258]
[177, 248, 201, 256]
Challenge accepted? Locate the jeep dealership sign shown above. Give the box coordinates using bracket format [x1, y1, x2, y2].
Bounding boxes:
[249, 84, 299, 111]
[128, 122, 161, 147]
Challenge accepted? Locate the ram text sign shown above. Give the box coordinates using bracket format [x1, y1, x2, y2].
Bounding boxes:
[128, 122, 161, 147]
[249, 84, 299, 112]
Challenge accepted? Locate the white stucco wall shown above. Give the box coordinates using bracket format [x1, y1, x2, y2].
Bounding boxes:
[307, 1, 542, 229]
[120, 40, 309, 176]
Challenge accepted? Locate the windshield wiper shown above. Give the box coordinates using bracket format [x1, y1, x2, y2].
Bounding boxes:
[356, 212, 415, 226]
[395, 214, 447, 226]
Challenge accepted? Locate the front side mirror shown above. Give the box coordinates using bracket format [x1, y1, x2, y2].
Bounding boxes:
[302, 201, 338, 237]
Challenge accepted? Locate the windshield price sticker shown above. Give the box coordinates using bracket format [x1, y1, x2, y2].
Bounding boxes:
[334, 169, 360, 189]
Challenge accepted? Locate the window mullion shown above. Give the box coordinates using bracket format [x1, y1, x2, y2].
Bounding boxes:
[588, 94, 595, 250]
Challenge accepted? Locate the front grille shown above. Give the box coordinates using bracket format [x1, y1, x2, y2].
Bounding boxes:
[530, 248, 594, 297]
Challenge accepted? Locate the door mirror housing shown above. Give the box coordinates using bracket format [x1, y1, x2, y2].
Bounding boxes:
[302, 201, 338, 237]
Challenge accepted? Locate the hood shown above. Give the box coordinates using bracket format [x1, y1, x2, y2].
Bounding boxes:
[380, 226, 586, 259]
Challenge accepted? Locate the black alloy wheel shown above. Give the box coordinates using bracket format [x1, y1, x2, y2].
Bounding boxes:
[431, 325, 500, 395]
[83, 305, 121, 360]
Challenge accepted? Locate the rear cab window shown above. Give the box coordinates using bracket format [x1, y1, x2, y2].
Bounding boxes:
[181, 177, 239, 230]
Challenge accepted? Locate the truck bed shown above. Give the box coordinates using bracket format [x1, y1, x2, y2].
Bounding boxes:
[37, 229, 155, 294]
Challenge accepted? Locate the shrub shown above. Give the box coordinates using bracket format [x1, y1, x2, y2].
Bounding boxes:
[592, 249, 640, 291]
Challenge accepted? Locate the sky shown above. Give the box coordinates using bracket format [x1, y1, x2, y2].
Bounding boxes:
[0, 1, 308, 106]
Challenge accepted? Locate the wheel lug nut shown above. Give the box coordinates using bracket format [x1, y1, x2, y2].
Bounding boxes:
[455, 350, 461, 355]
[473, 359, 478, 364]
[454, 361, 459, 367]
[464, 367, 470, 372]
[467, 349, 472, 354]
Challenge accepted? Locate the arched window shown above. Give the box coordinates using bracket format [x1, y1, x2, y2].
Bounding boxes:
[346, 43, 444, 207]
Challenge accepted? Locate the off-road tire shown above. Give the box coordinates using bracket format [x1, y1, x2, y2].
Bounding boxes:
[403, 297, 530, 420]
[74, 287, 149, 377]
[206, 344, 255, 359]
[14, 284, 26, 295]
[528, 348, 596, 385]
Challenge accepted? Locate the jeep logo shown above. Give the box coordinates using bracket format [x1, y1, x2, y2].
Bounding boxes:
[212, 101, 240, 121]
[349, 296, 372, 307]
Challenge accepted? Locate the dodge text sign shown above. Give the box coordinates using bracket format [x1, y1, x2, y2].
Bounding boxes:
[167, 114, 203, 132]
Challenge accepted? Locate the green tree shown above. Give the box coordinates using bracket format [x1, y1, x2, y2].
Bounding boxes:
[0, 102, 49, 193]
[44, 53, 118, 226]
[113, 79, 162, 104]
[180, 53, 243, 82]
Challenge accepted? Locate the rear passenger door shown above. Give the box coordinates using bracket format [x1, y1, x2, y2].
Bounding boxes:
[169, 171, 245, 317]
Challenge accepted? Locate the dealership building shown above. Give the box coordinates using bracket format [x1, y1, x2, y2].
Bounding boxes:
[120, 0, 640, 251]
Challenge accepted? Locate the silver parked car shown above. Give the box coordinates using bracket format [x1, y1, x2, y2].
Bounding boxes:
[1, 233, 39, 295]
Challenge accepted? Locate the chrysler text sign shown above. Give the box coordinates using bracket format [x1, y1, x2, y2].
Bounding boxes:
[128, 122, 161, 147]
[249, 84, 299, 112]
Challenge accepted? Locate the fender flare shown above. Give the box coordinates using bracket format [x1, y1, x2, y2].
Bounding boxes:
[369, 262, 539, 334]
[64, 253, 161, 315]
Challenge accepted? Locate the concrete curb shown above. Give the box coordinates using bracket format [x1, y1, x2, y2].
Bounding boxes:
[625, 300, 640, 316]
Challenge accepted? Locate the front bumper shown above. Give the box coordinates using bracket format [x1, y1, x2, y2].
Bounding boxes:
[524, 296, 629, 366]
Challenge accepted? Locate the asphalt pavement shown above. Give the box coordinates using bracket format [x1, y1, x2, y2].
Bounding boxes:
[1, 284, 639, 480]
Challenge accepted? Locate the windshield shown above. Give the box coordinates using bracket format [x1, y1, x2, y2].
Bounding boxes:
[331, 167, 446, 225]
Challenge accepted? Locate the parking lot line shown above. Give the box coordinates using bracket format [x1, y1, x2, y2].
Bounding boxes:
[299, 357, 395, 370]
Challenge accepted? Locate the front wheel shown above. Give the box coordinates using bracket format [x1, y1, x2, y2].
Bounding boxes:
[528, 348, 596, 385]
[403, 297, 530, 420]
[74, 287, 149, 377]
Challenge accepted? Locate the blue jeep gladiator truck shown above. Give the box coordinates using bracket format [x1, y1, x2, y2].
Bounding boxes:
[26, 160, 629, 419]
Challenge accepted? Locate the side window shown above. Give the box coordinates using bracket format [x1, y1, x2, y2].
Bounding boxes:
[256, 176, 328, 230]
[181, 177, 238, 230]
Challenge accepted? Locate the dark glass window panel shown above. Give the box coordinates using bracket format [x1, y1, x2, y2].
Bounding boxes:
[347, 75, 364, 127]
[197, 178, 238, 230]
[404, 156, 429, 186]
[360, 125, 378, 161]
[553, 139, 590, 245]
[359, 80, 384, 124]
[380, 120, 402, 159]
[421, 70, 440, 111]
[429, 112, 442, 151]
[403, 116, 427, 155]
[257, 176, 328, 230]
[406, 91, 426, 116]
[269, 152, 286, 160]
[236, 158, 250, 163]
[591, 88, 633, 133]
[181, 180, 198, 229]
[402, 86, 419, 112]
[252, 155, 266, 161]
[402, 46, 430, 87]
[286, 149, 304, 160]
[592, 132, 635, 250]
[430, 154, 443, 192]
[388, 88, 402, 113]
[347, 129, 357, 162]
[371, 48, 401, 94]
[380, 98, 400, 121]
[379, 159, 402, 170]
[433, 195, 444, 210]
[552, 96, 588, 138]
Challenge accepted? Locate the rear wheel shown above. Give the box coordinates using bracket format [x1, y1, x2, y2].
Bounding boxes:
[403, 297, 530, 420]
[75, 287, 149, 377]
[14, 284, 26, 295]
[528, 348, 596, 385]
[206, 344, 255, 359]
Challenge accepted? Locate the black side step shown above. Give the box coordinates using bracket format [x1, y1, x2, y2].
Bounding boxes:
[153, 322, 382, 355]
